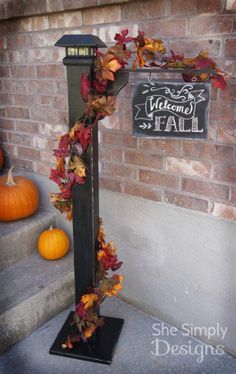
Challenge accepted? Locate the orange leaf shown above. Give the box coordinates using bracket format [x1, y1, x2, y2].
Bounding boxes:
[95, 52, 122, 81]
[56, 157, 65, 173]
[81, 293, 99, 309]
[100, 69, 116, 81]
[106, 57, 122, 73]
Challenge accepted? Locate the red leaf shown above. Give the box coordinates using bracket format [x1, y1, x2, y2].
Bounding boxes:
[75, 126, 92, 151]
[195, 53, 215, 69]
[50, 168, 64, 184]
[114, 28, 133, 45]
[80, 73, 90, 101]
[68, 172, 85, 185]
[75, 303, 87, 319]
[60, 188, 72, 200]
[93, 79, 108, 94]
[109, 45, 132, 66]
[54, 134, 70, 158]
[212, 74, 227, 90]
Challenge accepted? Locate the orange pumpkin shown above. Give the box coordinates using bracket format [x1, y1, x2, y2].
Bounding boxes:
[38, 226, 70, 260]
[0, 145, 3, 171]
[0, 166, 39, 221]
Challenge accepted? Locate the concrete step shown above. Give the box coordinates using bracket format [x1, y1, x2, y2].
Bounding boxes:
[0, 209, 57, 271]
[0, 252, 74, 353]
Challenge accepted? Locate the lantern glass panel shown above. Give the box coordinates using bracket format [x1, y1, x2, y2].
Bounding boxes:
[67, 47, 92, 56]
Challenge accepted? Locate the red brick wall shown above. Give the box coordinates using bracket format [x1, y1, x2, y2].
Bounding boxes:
[0, 0, 235, 220]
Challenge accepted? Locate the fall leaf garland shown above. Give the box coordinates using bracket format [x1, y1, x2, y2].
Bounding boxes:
[50, 30, 226, 220]
[49, 29, 227, 346]
[61, 219, 123, 347]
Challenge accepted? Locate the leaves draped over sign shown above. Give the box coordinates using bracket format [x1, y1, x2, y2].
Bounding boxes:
[49, 29, 227, 346]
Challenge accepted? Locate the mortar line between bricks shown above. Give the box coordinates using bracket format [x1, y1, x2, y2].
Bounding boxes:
[102, 137, 236, 148]
[0, 35, 228, 52]
[1, 26, 235, 39]
[88, 173, 236, 203]
[102, 163, 236, 187]
[0, 7, 232, 28]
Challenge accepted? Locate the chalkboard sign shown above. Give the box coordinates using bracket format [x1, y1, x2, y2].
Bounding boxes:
[132, 81, 211, 139]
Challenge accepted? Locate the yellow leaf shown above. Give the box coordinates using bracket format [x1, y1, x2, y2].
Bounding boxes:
[81, 293, 99, 309]
[106, 58, 122, 73]
[69, 156, 86, 177]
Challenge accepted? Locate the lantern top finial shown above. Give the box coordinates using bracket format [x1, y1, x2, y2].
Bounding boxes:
[55, 34, 106, 48]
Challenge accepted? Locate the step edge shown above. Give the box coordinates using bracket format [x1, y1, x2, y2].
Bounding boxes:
[0, 253, 74, 315]
[0, 271, 75, 353]
[0, 209, 57, 239]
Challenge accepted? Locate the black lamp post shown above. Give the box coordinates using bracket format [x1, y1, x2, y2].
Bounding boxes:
[49, 35, 124, 365]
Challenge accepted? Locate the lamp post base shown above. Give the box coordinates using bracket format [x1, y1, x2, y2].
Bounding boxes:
[49, 311, 124, 365]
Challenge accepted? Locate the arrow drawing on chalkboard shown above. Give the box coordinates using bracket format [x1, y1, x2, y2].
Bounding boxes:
[139, 122, 152, 130]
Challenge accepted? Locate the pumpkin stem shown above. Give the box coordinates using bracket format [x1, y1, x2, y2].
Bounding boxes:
[49, 225, 53, 230]
[6, 166, 16, 186]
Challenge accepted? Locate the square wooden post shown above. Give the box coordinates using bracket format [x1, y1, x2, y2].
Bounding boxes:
[49, 34, 124, 365]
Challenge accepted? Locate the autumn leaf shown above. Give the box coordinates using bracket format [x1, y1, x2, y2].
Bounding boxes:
[69, 156, 86, 177]
[195, 51, 216, 69]
[75, 303, 87, 319]
[70, 122, 92, 151]
[84, 324, 97, 339]
[50, 193, 73, 220]
[93, 95, 115, 117]
[50, 192, 61, 204]
[86, 95, 115, 118]
[93, 79, 108, 94]
[212, 74, 227, 90]
[164, 50, 186, 68]
[59, 187, 72, 200]
[109, 44, 132, 66]
[95, 52, 122, 81]
[134, 30, 146, 48]
[63, 336, 73, 349]
[68, 172, 85, 185]
[56, 157, 65, 173]
[97, 218, 105, 243]
[53, 134, 70, 158]
[133, 31, 166, 69]
[50, 169, 64, 184]
[101, 274, 123, 297]
[76, 126, 91, 151]
[81, 293, 99, 309]
[143, 37, 166, 54]
[97, 240, 122, 272]
[114, 28, 133, 45]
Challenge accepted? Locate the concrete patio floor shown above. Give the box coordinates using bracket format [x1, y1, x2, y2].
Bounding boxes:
[0, 298, 236, 374]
